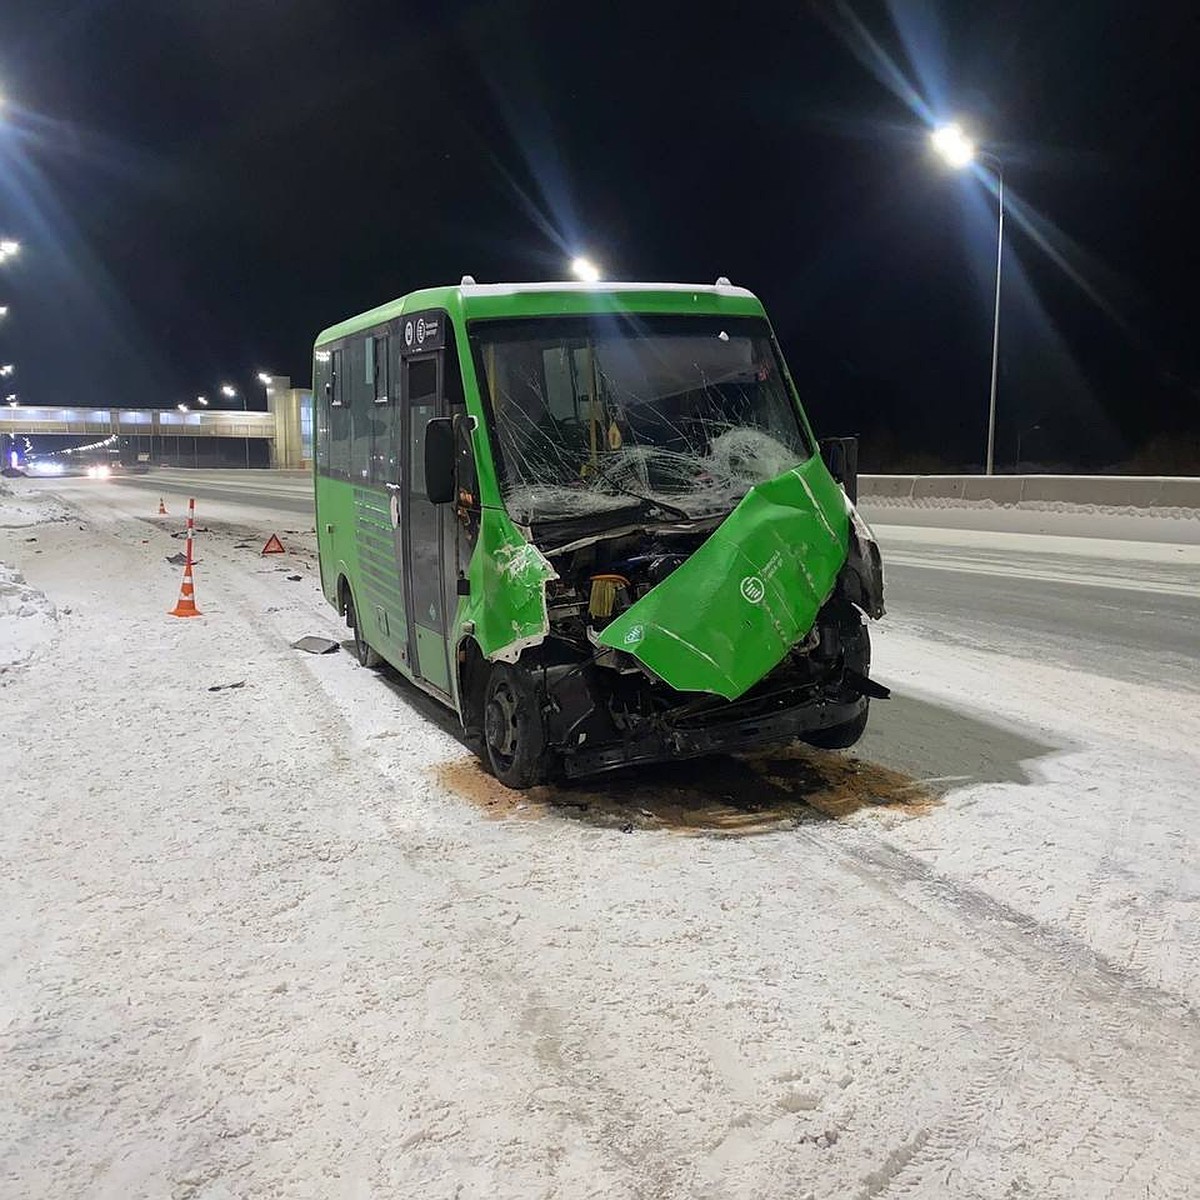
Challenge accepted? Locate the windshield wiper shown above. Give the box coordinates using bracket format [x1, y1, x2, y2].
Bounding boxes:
[597, 478, 692, 522]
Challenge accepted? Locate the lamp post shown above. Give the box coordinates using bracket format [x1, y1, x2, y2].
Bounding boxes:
[221, 383, 247, 469]
[931, 123, 1005, 476]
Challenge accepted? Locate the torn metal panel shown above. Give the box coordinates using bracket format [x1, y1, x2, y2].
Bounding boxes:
[596, 455, 849, 700]
[461, 507, 559, 663]
[842, 500, 886, 619]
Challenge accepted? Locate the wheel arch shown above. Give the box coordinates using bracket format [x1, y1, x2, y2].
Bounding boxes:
[455, 634, 488, 736]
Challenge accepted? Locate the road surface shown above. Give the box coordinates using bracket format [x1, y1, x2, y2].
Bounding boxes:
[118, 467, 1200, 691]
[1, 469, 1197, 1199]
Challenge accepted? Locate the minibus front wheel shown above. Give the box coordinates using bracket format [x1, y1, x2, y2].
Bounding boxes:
[483, 663, 549, 788]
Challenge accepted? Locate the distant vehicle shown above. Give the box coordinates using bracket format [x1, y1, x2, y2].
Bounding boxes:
[313, 280, 886, 787]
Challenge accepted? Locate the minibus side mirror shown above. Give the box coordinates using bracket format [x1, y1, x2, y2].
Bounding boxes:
[424, 417, 456, 504]
[819, 436, 859, 504]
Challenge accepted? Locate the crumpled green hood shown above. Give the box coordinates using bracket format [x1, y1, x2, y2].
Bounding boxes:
[597, 455, 849, 700]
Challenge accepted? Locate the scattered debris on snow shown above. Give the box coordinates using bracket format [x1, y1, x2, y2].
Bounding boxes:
[290, 635, 339, 654]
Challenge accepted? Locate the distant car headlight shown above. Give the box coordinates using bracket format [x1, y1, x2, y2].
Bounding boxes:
[29, 461, 65, 476]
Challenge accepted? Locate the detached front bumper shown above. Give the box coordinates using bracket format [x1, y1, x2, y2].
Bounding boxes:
[561, 694, 867, 779]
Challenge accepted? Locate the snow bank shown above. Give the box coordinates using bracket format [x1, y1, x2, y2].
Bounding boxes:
[0, 479, 73, 529]
[859, 493, 1200, 544]
[0, 561, 57, 675]
[862, 492, 1200, 521]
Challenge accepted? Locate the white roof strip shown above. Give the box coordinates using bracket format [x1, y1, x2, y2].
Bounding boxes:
[458, 281, 757, 299]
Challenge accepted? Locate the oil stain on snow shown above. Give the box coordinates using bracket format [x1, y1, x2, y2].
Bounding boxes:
[436, 747, 935, 837]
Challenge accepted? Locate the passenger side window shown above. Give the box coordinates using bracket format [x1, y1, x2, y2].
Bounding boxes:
[373, 336, 389, 404]
[314, 351, 331, 468]
[348, 339, 373, 481]
[369, 335, 394, 483]
[329, 346, 351, 475]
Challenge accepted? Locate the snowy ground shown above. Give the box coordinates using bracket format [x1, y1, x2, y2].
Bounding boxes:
[2, 473, 1199, 1199]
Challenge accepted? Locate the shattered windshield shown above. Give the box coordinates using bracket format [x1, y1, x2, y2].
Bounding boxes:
[470, 314, 812, 523]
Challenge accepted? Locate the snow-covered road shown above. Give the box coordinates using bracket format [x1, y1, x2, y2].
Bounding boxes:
[2, 474, 1198, 1199]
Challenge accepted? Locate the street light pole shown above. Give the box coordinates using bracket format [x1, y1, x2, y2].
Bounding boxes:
[983, 155, 1004, 477]
[931, 124, 1006, 475]
[219, 383, 245, 468]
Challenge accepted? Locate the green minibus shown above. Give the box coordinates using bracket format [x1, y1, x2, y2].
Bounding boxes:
[313, 278, 885, 787]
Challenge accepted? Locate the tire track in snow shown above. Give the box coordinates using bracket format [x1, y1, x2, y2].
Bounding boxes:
[791, 824, 1200, 1200]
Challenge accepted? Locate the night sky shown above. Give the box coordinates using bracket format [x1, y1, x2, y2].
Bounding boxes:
[1, 0, 1197, 470]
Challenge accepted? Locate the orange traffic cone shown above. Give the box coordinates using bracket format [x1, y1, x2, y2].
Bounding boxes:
[169, 559, 201, 618]
[158, 498, 168, 515]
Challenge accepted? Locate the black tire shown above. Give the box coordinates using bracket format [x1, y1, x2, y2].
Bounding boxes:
[345, 589, 382, 669]
[482, 662, 549, 789]
[802, 703, 869, 750]
[801, 610, 871, 750]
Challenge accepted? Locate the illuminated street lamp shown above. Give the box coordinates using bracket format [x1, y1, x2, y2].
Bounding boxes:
[931, 121, 1005, 475]
[177, 403, 188, 413]
[5, 394, 16, 407]
[195, 395, 208, 406]
[256, 371, 272, 386]
[0, 364, 13, 376]
[571, 256, 601, 283]
[0, 306, 8, 318]
[0, 239, 20, 261]
[220, 381, 251, 468]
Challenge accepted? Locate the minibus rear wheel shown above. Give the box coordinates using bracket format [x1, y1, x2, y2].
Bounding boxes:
[344, 588, 382, 669]
[483, 663, 548, 789]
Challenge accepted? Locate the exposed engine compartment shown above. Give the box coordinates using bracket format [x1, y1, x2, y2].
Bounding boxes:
[512, 523, 881, 774]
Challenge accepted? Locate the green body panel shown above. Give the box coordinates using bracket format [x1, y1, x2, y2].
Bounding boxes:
[598, 455, 849, 700]
[314, 281, 846, 720]
[315, 475, 411, 670]
[458, 507, 558, 663]
[414, 625, 451, 692]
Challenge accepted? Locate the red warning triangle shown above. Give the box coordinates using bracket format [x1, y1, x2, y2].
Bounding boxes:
[261, 534, 286, 555]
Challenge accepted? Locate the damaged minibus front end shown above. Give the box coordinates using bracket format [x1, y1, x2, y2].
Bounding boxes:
[449, 302, 887, 787]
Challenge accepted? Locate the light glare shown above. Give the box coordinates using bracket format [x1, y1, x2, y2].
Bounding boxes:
[221, 384, 236, 397]
[571, 256, 601, 283]
[931, 123, 975, 169]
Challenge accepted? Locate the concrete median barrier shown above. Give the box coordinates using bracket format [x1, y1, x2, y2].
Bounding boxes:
[859, 474, 1200, 510]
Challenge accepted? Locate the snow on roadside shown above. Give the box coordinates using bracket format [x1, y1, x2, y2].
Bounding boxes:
[862, 492, 1200, 521]
[0, 562, 58, 675]
[1, 479, 1199, 1199]
[0, 478, 73, 529]
[859, 493, 1200, 544]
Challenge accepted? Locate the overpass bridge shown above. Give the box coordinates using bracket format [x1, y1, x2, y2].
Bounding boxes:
[0, 377, 312, 469]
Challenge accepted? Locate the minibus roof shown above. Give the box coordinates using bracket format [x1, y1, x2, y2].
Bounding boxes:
[315, 281, 767, 347]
